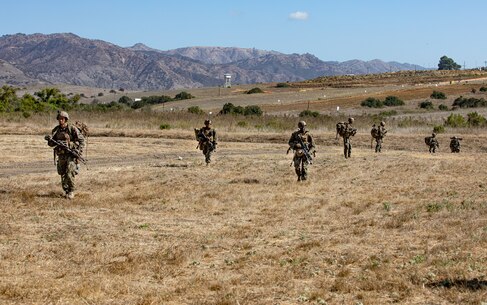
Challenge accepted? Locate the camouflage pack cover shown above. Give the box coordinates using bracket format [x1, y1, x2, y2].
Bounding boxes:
[371, 126, 379, 138]
[74, 121, 89, 137]
[336, 122, 346, 137]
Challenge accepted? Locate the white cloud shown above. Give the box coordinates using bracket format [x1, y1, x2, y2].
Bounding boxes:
[289, 11, 309, 21]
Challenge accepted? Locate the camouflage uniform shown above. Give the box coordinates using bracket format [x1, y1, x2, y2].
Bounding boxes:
[288, 121, 315, 181]
[375, 121, 387, 153]
[198, 120, 217, 165]
[428, 133, 439, 153]
[47, 111, 85, 198]
[341, 118, 356, 158]
[449, 136, 461, 153]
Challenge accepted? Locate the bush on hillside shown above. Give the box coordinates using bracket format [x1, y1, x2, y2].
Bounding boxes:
[187, 106, 204, 114]
[419, 101, 434, 109]
[174, 91, 194, 100]
[383, 96, 404, 106]
[430, 91, 447, 99]
[361, 97, 383, 108]
[299, 110, 320, 117]
[438, 104, 449, 111]
[452, 96, 487, 108]
[467, 112, 487, 127]
[246, 87, 264, 94]
[444, 113, 467, 127]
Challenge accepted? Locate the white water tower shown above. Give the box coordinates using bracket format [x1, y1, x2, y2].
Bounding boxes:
[224, 73, 232, 88]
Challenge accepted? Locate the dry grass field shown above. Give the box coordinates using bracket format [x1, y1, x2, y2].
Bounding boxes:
[0, 131, 486, 305]
[1, 71, 487, 304]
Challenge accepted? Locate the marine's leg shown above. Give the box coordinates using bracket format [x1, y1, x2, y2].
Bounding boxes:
[343, 139, 348, 158]
[64, 159, 77, 198]
[301, 157, 308, 181]
[293, 156, 301, 181]
[57, 158, 69, 194]
[202, 144, 211, 164]
[348, 142, 352, 158]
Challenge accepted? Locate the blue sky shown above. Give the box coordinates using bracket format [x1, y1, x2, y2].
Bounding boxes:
[2, 0, 486, 68]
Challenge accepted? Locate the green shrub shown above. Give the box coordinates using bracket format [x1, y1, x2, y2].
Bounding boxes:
[142, 95, 172, 105]
[220, 103, 244, 115]
[480, 87, 487, 92]
[419, 101, 434, 109]
[433, 125, 445, 133]
[22, 111, 31, 118]
[430, 91, 447, 99]
[452, 96, 487, 108]
[246, 87, 264, 94]
[383, 96, 404, 106]
[237, 121, 248, 127]
[187, 106, 204, 114]
[438, 104, 449, 111]
[174, 91, 194, 100]
[444, 113, 467, 127]
[159, 123, 171, 130]
[243, 105, 263, 116]
[361, 97, 383, 108]
[276, 83, 290, 88]
[467, 112, 487, 127]
[378, 110, 398, 117]
[299, 110, 320, 117]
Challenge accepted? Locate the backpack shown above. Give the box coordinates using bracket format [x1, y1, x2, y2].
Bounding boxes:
[371, 126, 379, 139]
[74, 121, 89, 138]
[424, 136, 432, 146]
[336, 122, 346, 137]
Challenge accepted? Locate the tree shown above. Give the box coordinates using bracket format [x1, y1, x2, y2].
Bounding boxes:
[438, 55, 461, 70]
[0, 85, 18, 112]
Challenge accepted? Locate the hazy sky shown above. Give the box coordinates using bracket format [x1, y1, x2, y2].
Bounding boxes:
[2, 0, 486, 68]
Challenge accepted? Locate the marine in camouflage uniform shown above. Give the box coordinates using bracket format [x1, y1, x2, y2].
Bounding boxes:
[288, 121, 315, 181]
[342, 117, 356, 159]
[374, 121, 387, 153]
[197, 120, 217, 165]
[449, 136, 461, 153]
[428, 133, 439, 153]
[46, 111, 85, 199]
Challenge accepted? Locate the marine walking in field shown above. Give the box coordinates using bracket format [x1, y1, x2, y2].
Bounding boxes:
[449, 136, 462, 153]
[288, 121, 315, 181]
[195, 119, 217, 165]
[336, 117, 357, 158]
[371, 121, 387, 153]
[45, 111, 86, 199]
[425, 133, 439, 153]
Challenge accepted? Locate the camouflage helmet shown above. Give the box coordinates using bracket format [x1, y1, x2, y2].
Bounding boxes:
[56, 111, 69, 120]
[348, 117, 355, 124]
[298, 121, 306, 128]
[380, 121, 386, 126]
[204, 119, 212, 126]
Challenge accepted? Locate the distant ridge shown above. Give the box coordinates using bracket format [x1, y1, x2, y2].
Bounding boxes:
[0, 33, 425, 90]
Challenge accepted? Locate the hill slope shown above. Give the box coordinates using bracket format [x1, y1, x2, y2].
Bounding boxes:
[0, 33, 425, 90]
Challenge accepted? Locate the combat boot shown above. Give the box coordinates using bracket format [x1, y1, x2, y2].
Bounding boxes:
[67, 192, 74, 199]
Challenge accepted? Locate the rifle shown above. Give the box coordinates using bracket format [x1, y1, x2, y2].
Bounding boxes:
[297, 136, 313, 165]
[45, 135, 87, 164]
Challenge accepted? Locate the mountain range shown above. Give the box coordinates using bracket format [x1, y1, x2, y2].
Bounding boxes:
[0, 33, 425, 90]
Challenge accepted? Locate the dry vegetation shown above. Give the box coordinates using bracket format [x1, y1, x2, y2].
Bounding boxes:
[1, 71, 487, 304]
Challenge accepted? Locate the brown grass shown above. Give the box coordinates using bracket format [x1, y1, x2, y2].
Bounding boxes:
[1, 74, 487, 304]
[0, 132, 486, 304]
